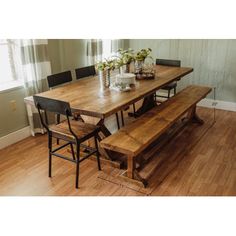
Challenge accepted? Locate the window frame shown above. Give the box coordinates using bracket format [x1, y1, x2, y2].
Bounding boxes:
[0, 39, 23, 92]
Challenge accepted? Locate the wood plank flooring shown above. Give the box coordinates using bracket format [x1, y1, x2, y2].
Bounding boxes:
[0, 106, 236, 196]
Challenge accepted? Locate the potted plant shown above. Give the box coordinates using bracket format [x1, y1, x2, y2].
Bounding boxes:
[117, 48, 135, 73]
[134, 48, 152, 74]
[96, 58, 116, 88]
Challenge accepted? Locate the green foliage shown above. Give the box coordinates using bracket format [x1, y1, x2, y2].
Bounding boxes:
[117, 48, 135, 65]
[96, 61, 107, 71]
[114, 57, 125, 68]
[134, 48, 152, 61]
[96, 57, 116, 71]
[96, 48, 153, 70]
[105, 58, 116, 70]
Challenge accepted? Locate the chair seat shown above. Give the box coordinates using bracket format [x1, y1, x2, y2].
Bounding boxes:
[162, 81, 177, 90]
[50, 120, 99, 142]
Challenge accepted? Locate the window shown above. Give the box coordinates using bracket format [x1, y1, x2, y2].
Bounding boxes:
[102, 39, 113, 59]
[0, 39, 22, 91]
[101, 39, 122, 59]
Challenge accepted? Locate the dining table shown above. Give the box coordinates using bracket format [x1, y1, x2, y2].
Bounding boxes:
[36, 65, 194, 165]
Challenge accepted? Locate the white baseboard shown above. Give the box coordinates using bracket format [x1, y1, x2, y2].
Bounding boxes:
[0, 126, 31, 150]
[158, 91, 236, 112]
[197, 98, 236, 112]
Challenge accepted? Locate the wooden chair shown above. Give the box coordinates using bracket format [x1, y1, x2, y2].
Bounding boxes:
[75, 65, 96, 79]
[33, 96, 101, 189]
[156, 59, 181, 99]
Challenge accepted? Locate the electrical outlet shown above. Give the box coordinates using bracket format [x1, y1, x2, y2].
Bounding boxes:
[212, 102, 218, 107]
[10, 100, 17, 111]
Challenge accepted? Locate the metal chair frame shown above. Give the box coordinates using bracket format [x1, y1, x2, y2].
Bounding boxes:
[33, 96, 101, 189]
[75, 65, 96, 79]
[155, 59, 181, 99]
[47, 70, 74, 130]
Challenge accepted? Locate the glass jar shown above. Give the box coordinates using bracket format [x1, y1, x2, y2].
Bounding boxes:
[134, 60, 144, 74]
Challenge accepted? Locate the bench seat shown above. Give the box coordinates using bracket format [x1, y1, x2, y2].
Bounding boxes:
[101, 85, 211, 156]
[100, 85, 212, 186]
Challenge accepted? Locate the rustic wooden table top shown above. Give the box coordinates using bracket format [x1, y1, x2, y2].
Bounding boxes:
[36, 65, 193, 119]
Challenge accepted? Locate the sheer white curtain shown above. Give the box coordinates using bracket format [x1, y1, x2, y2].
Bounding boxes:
[86, 39, 124, 65]
[86, 39, 103, 65]
[11, 39, 51, 96]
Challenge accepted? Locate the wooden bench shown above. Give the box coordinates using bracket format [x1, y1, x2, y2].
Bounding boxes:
[100, 85, 212, 187]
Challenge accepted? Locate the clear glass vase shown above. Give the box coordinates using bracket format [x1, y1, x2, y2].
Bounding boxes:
[119, 66, 125, 75]
[134, 60, 144, 74]
[142, 57, 155, 76]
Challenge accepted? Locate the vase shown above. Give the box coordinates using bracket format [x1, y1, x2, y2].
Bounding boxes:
[98, 70, 110, 89]
[106, 69, 111, 87]
[125, 63, 131, 73]
[119, 66, 125, 75]
[134, 60, 144, 74]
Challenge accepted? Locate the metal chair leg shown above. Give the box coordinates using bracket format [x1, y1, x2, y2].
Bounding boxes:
[133, 103, 136, 113]
[94, 135, 101, 171]
[168, 89, 171, 98]
[56, 114, 60, 145]
[70, 143, 75, 160]
[121, 110, 125, 126]
[48, 135, 52, 177]
[115, 113, 120, 129]
[75, 143, 80, 189]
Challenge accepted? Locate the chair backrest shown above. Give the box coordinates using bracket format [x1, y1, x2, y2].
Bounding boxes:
[33, 95, 72, 130]
[47, 71, 72, 88]
[156, 59, 181, 67]
[75, 65, 96, 80]
[34, 96, 72, 116]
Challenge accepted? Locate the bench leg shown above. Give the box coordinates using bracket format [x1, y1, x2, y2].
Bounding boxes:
[127, 155, 134, 179]
[126, 155, 148, 187]
[187, 106, 204, 124]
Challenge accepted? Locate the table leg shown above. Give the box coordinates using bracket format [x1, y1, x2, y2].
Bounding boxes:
[26, 104, 35, 136]
[128, 93, 157, 118]
[80, 115, 122, 167]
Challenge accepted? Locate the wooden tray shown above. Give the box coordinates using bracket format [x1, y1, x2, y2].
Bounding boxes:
[135, 73, 155, 80]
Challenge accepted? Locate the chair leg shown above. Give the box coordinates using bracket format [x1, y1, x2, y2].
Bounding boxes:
[133, 103, 136, 113]
[56, 114, 60, 145]
[94, 135, 101, 171]
[75, 143, 80, 189]
[168, 89, 171, 98]
[174, 87, 176, 95]
[121, 110, 125, 126]
[70, 143, 75, 160]
[115, 113, 120, 129]
[48, 135, 52, 178]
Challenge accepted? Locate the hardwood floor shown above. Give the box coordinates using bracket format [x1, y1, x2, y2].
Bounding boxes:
[0, 106, 236, 196]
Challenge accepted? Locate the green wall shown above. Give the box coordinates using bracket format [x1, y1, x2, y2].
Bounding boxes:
[0, 87, 28, 137]
[0, 39, 88, 137]
[129, 39, 236, 102]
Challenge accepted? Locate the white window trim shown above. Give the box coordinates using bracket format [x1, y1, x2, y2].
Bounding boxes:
[0, 39, 23, 92]
[0, 80, 23, 93]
